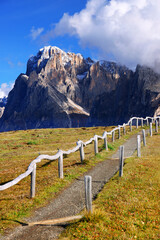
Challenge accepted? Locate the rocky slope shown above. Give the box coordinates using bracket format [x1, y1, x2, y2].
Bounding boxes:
[90, 64, 160, 126]
[0, 46, 160, 131]
[0, 107, 5, 118]
[0, 97, 7, 119]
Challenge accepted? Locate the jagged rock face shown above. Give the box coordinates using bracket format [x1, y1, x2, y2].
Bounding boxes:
[0, 47, 90, 131]
[89, 65, 160, 126]
[0, 46, 160, 131]
[0, 73, 89, 131]
[27, 46, 91, 107]
[81, 61, 132, 110]
[0, 107, 5, 118]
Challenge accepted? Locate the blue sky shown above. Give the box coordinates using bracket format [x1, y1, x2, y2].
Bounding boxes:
[1, 0, 160, 97]
[0, 0, 93, 97]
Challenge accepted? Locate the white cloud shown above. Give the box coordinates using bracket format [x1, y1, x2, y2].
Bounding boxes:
[47, 0, 160, 71]
[7, 60, 25, 68]
[30, 26, 44, 40]
[8, 60, 14, 68]
[0, 83, 14, 98]
[17, 61, 25, 67]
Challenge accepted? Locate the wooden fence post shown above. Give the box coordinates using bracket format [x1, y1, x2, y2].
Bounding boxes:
[77, 140, 84, 162]
[149, 123, 152, 137]
[104, 133, 108, 151]
[142, 129, 146, 147]
[130, 120, 132, 131]
[141, 118, 143, 127]
[79, 142, 84, 162]
[94, 135, 98, 155]
[123, 124, 126, 135]
[137, 135, 141, 157]
[58, 150, 63, 179]
[155, 120, 158, 133]
[146, 118, 149, 126]
[112, 130, 115, 142]
[30, 164, 36, 198]
[84, 175, 92, 213]
[136, 118, 138, 129]
[118, 127, 121, 139]
[119, 145, 124, 177]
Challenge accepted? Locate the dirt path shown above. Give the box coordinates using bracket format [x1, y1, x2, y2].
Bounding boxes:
[1, 132, 142, 240]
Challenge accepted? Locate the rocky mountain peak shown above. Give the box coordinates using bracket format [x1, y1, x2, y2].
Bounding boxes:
[26, 46, 84, 75]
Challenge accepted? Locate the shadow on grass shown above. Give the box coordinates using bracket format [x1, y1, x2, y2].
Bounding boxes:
[63, 162, 83, 168]
[0, 179, 13, 185]
[1, 218, 28, 226]
[38, 161, 52, 168]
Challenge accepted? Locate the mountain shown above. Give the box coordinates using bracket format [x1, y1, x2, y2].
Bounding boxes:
[0, 46, 160, 131]
[0, 97, 7, 118]
[90, 64, 160, 125]
[0, 47, 91, 131]
[0, 97, 7, 107]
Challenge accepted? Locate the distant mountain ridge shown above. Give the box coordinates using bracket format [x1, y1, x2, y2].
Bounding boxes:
[0, 97, 7, 107]
[0, 46, 160, 131]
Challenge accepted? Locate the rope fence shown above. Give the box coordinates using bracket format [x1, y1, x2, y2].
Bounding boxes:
[0, 116, 159, 199]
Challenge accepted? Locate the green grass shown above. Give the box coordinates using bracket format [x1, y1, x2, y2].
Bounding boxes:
[107, 143, 115, 150]
[26, 140, 39, 145]
[60, 133, 160, 240]
[0, 125, 140, 234]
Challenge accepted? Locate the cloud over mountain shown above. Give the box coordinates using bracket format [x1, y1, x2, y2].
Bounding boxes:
[47, 0, 160, 71]
[30, 26, 44, 40]
[0, 83, 14, 98]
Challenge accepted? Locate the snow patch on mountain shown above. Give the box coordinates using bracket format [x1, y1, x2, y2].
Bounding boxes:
[0, 97, 7, 107]
[27, 46, 84, 75]
[99, 60, 116, 74]
[77, 71, 88, 81]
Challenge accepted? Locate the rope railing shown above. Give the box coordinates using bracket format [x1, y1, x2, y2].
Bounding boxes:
[0, 116, 159, 196]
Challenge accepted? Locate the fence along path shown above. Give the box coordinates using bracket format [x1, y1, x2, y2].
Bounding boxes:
[0, 116, 159, 196]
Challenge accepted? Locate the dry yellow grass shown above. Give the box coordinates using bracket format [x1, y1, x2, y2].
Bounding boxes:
[60, 133, 160, 240]
[0, 125, 138, 234]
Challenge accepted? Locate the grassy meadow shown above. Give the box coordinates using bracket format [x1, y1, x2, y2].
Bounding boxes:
[60, 132, 160, 240]
[0, 125, 140, 234]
